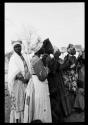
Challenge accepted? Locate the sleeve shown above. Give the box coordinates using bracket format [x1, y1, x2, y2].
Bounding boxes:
[32, 56, 48, 81]
[15, 72, 24, 80]
[59, 59, 70, 70]
[34, 60, 48, 81]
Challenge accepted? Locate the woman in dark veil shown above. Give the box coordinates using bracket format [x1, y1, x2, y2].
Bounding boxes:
[41, 39, 73, 122]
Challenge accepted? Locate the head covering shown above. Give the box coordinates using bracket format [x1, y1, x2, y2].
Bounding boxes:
[29, 39, 43, 53]
[67, 44, 76, 55]
[33, 41, 44, 56]
[42, 38, 54, 54]
[11, 40, 22, 48]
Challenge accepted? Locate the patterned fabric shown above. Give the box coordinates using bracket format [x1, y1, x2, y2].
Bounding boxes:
[63, 55, 77, 92]
[10, 93, 16, 111]
[31, 55, 48, 81]
[20, 55, 31, 82]
[74, 88, 85, 110]
[63, 70, 78, 92]
[10, 80, 25, 123]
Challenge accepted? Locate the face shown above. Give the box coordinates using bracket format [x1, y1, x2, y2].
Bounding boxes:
[14, 44, 22, 54]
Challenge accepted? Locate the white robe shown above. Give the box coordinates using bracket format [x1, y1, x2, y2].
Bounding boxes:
[8, 52, 31, 123]
[8, 52, 25, 95]
[8, 52, 31, 95]
[24, 76, 52, 123]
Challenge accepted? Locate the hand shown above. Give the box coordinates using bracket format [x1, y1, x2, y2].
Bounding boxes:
[17, 72, 23, 78]
[70, 64, 75, 68]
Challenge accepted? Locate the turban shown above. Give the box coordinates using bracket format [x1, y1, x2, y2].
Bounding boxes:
[11, 40, 22, 47]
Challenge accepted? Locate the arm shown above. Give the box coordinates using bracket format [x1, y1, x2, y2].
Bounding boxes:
[32, 58, 48, 81]
[15, 72, 24, 81]
[59, 59, 70, 70]
[15, 72, 30, 84]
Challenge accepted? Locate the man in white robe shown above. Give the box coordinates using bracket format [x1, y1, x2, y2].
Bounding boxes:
[8, 40, 31, 123]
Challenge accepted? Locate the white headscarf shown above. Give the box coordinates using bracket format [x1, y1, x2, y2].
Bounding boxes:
[11, 40, 22, 48]
[8, 52, 25, 95]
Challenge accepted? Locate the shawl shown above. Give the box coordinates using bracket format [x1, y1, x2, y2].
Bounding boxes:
[31, 55, 48, 81]
[8, 52, 27, 95]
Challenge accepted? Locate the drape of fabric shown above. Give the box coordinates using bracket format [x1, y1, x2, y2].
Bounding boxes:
[32, 75, 52, 123]
[20, 54, 31, 82]
[74, 64, 85, 111]
[20, 55, 29, 74]
[31, 55, 48, 81]
[22, 53, 32, 72]
[8, 52, 25, 96]
[24, 78, 52, 123]
[74, 88, 85, 111]
[47, 57, 73, 122]
[8, 52, 29, 123]
[62, 55, 77, 110]
[10, 80, 25, 123]
[78, 65, 85, 86]
[24, 78, 35, 123]
[24, 55, 52, 123]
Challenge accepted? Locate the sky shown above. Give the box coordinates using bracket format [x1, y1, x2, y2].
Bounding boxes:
[5, 2, 85, 54]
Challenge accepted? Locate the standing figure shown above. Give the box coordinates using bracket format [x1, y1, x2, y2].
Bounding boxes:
[63, 44, 77, 112]
[45, 48, 73, 122]
[74, 51, 85, 112]
[24, 40, 52, 123]
[8, 40, 31, 123]
[40, 39, 73, 122]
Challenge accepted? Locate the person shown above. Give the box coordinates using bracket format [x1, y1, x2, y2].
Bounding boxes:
[44, 48, 73, 122]
[62, 44, 77, 112]
[40, 39, 72, 122]
[23, 40, 52, 123]
[8, 40, 31, 123]
[74, 50, 85, 112]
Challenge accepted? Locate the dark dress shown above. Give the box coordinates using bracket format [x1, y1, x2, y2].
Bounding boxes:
[74, 56, 85, 111]
[47, 57, 72, 122]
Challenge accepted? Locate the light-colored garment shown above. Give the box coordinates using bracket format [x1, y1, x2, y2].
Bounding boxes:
[8, 52, 30, 123]
[24, 75, 52, 123]
[22, 53, 32, 73]
[24, 78, 35, 123]
[8, 52, 25, 95]
[10, 80, 25, 123]
[32, 75, 52, 123]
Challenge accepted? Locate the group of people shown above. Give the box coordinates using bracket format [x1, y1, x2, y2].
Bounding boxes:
[8, 38, 85, 123]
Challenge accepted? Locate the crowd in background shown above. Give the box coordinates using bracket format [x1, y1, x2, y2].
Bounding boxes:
[7, 38, 85, 123]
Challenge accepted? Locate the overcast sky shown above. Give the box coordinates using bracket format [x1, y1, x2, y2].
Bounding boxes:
[5, 2, 84, 53]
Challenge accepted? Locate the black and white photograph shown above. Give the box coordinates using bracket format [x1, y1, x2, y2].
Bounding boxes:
[5, 2, 85, 123]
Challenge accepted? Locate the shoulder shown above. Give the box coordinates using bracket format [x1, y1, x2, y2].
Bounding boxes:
[9, 53, 15, 63]
[31, 55, 40, 64]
